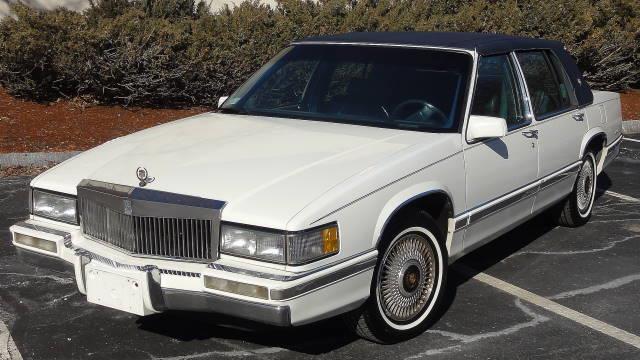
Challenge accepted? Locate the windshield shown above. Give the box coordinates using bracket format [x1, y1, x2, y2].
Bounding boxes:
[221, 45, 473, 132]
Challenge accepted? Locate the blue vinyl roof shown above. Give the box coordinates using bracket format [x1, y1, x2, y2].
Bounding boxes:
[295, 32, 593, 106]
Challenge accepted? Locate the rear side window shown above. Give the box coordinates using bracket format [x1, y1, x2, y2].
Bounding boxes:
[471, 55, 527, 130]
[516, 51, 572, 119]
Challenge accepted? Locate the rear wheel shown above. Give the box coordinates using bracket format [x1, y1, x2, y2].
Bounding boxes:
[345, 212, 447, 343]
[553, 152, 597, 227]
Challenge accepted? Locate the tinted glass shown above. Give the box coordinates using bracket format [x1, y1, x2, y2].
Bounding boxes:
[471, 55, 526, 129]
[548, 52, 578, 107]
[222, 45, 473, 132]
[516, 51, 572, 118]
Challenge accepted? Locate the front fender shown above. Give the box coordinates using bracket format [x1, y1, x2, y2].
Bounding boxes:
[372, 182, 454, 248]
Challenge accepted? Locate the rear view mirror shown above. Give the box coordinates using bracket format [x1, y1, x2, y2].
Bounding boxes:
[466, 115, 508, 142]
[218, 96, 229, 108]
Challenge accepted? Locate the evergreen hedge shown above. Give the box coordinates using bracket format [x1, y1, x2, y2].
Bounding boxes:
[0, 0, 638, 106]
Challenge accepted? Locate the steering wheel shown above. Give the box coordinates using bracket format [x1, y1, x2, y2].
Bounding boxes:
[391, 99, 448, 126]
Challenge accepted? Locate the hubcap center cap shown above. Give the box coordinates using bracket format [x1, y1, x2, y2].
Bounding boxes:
[584, 177, 592, 195]
[402, 265, 421, 293]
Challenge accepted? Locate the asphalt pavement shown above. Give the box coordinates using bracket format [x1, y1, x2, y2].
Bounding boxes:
[1, 136, 639, 359]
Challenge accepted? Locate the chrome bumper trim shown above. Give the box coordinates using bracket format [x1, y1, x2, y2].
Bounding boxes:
[12, 221, 72, 240]
[209, 249, 377, 281]
[270, 256, 377, 300]
[162, 289, 291, 326]
[210, 251, 377, 301]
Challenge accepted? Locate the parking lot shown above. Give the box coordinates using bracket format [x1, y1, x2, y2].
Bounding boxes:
[1, 136, 639, 360]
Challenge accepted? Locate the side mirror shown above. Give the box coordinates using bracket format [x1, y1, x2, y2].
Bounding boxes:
[466, 115, 508, 142]
[218, 96, 229, 108]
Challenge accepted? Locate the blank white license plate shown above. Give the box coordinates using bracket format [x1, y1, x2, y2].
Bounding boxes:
[85, 265, 146, 316]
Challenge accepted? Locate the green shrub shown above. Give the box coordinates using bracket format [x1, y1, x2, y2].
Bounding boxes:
[0, 0, 638, 106]
[0, 4, 89, 99]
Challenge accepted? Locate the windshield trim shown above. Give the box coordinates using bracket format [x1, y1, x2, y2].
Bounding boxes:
[233, 108, 460, 134]
[222, 44, 475, 134]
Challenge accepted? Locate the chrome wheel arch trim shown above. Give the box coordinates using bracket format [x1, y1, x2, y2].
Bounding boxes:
[373, 187, 455, 249]
[579, 128, 607, 158]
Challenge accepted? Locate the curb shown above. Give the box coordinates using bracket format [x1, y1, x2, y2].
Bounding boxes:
[622, 120, 640, 135]
[0, 121, 637, 167]
[0, 151, 81, 167]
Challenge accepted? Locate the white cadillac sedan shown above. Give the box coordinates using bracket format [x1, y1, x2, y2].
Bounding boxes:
[10, 32, 622, 343]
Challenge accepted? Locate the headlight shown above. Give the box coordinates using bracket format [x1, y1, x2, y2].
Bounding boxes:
[32, 189, 78, 224]
[221, 225, 286, 263]
[221, 223, 339, 265]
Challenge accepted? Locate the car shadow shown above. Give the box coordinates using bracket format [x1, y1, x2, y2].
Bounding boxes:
[595, 171, 613, 201]
[136, 308, 358, 354]
[426, 212, 560, 329]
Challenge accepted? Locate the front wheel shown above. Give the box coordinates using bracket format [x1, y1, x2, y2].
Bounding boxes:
[345, 212, 447, 343]
[553, 152, 597, 227]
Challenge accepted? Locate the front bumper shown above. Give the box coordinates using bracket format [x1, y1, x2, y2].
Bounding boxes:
[10, 220, 376, 326]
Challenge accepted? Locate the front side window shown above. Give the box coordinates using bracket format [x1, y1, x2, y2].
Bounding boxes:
[222, 45, 473, 132]
[516, 50, 572, 119]
[471, 54, 527, 130]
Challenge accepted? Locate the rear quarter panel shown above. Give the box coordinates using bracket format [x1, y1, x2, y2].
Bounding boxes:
[588, 91, 623, 145]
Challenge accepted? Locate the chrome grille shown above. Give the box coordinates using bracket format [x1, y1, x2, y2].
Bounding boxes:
[81, 199, 136, 252]
[133, 216, 213, 259]
[77, 180, 223, 262]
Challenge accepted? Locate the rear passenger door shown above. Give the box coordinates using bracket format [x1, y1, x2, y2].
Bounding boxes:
[515, 50, 588, 213]
[462, 54, 539, 252]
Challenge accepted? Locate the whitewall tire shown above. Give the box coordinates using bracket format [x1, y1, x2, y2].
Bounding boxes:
[345, 211, 447, 343]
[554, 152, 597, 227]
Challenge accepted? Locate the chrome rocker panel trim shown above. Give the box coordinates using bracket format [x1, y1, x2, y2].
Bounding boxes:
[453, 161, 582, 231]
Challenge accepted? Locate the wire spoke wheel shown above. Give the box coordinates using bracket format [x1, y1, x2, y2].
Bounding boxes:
[576, 156, 595, 214]
[377, 233, 437, 324]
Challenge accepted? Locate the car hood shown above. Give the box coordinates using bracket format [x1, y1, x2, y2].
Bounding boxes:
[32, 112, 452, 229]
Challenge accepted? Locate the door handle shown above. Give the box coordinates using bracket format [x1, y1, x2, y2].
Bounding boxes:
[522, 129, 539, 139]
[572, 113, 585, 121]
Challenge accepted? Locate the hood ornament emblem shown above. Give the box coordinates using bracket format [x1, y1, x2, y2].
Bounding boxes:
[136, 167, 155, 187]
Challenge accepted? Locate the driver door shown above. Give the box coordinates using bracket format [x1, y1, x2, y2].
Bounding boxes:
[462, 54, 539, 253]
